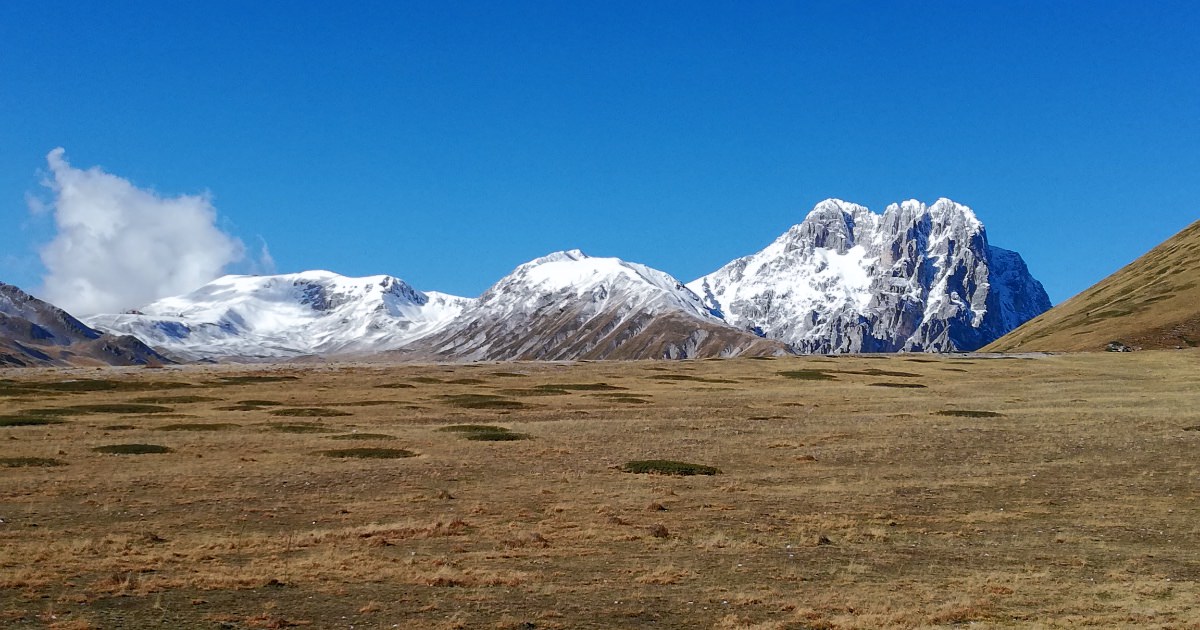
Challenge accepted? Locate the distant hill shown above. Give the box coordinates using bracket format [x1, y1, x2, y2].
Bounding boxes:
[0, 282, 168, 367]
[986, 219, 1200, 352]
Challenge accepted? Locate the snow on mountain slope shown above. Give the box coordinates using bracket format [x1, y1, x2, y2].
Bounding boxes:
[414, 250, 787, 360]
[85, 271, 471, 360]
[688, 198, 1051, 352]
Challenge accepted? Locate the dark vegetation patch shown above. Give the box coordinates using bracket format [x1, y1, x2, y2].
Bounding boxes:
[903, 358, 939, 363]
[265, 422, 338, 434]
[212, 375, 300, 385]
[869, 382, 928, 389]
[16, 407, 76, 416]
[65, 403, 175, 414]
[590, 393, 651, 404]
[439, 394, 527, 410]
[941, 368, 969, 373]
[42, 379, 191, 392]
[101, 424, 138, 430]
[1, 379, 190, 395]
[490, 372, 528, 378]
[748, 356, 776, 360]
[446, 378, 485, 385]
[622, 460, 721, 476]
[497, 388, 572, 397]
[438, 425, 530, 441]
[316, 447, 416, 459]
[779, 370, 837, 381]
[374, 383, 416, 389]
[93, 443, 173, 455]
[850, 368, 923, 378]
[536, 383, 626, 391]
[653, 375, 737, 383]
[1, 456, 66, 467]
[155, 423, 240, 431]
[329, 433, 397, 440]
[239, 399, 284, 406]
[268, 407, 352, 417]
[129, 395, 220, 404]
[934, 410, 1004, 418]
[410, 376, 443, 384]
[321, 400, 396, 407]
[0, 415, 67, 427]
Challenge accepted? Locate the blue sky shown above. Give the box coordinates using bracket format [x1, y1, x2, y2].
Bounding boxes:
[3, 1, 1198, 310]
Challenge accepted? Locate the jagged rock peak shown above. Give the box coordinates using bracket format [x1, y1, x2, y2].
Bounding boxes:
[688, 198, 1050, 353]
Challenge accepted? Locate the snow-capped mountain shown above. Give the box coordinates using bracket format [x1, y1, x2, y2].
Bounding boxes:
[0, 282, 166, 367]
[85, 271, 471, 360]
[411, 250, 787, 360]
[687, 198, 1051, 352]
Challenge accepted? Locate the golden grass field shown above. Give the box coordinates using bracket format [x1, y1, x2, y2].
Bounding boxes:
[2, 351, 1199, 629]
[986, 219, 1200, 353]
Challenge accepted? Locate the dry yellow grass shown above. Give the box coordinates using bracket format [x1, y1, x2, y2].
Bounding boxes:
[987, 218, 1200, 352]
[1, 351, 1198, 628]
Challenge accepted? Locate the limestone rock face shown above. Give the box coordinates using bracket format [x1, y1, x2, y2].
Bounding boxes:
[688, 198, 1051, 353]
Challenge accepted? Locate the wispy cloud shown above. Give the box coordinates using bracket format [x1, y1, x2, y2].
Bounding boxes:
[33, 148, 246, 315]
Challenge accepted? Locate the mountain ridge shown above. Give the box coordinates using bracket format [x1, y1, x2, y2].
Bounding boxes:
[985, 219, 1200, 352]
[1, 197, 1053, 363]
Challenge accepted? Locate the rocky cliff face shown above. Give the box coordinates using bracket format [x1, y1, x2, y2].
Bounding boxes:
[0, 282, 167, 367]
[688, 198, 1051, 352]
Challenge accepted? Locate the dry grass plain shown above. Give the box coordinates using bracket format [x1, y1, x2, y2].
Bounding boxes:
[1, 351, 1199, 629]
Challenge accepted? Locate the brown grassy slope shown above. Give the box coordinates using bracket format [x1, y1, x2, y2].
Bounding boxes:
[986, 219, 1200, 351]
[2, 354, 1200, 629]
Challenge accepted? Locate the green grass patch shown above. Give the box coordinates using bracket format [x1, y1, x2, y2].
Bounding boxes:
[0, 457, 66, 467]
[934, 410, 1005, 418]
[779, 370, 837, 381]
[497, 388, 572, 396]
[851, 368, 923, 378]
[439, 394, 527, 410]
[66, 403, 175, 414]
[534, 383, 626, 391]
[316, 447, 417, 459]
[268, 407, 352, 417]
[129, 395, 220, 404]
[155, 423, 241, 431]
[589, 393, 651, 404]
[93, 444, 173, 455]
[622, 460, 721, 476]
[211, 375, 300, 385]
[265, 422, 339, 434]
[869, 382, 927, 389]
[328, 433, 398, 440]
[35, 380, 192, 393]
[0, 415, 67, 427]
[438, 424, 530, 441]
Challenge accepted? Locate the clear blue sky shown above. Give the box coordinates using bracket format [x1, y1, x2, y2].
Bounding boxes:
[2, 1, 1197, 305]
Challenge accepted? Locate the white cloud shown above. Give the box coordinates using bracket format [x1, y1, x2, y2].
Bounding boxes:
[34, 148, 246, 315]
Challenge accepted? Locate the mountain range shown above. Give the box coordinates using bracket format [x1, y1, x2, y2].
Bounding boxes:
[4, 198, 1052, 364]
[0, 282, 166, 367]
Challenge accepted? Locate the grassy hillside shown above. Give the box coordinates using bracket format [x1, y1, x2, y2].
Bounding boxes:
[2, 353, 1199, 628]
[987, 219, 1200, 352]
